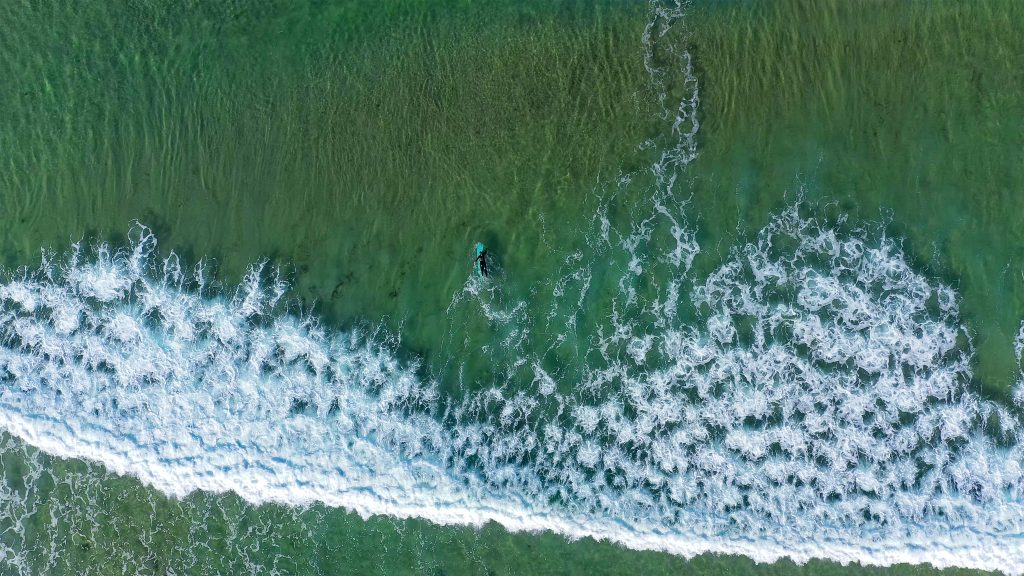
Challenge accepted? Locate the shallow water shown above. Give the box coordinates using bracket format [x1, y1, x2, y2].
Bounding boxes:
[2, 1, 1023, 574]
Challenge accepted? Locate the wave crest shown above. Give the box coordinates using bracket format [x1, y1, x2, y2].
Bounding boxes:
[2, 204, 1023, 573]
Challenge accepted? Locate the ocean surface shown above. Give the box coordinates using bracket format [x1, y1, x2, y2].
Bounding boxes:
[2, 0, 1024, 574]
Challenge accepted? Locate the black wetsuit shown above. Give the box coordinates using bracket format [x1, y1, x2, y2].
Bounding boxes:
[476, 251, 488, 277]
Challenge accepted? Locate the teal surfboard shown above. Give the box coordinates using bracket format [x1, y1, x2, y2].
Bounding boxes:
[474, 242, 487, 277]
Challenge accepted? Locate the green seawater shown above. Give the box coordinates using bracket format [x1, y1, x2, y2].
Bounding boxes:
[1, 0, 1022, 574]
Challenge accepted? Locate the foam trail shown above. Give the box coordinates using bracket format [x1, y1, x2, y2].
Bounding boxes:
[1014, 321, 1024, 408]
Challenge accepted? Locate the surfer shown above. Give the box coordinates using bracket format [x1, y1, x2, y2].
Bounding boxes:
[474, 242, 489, 277]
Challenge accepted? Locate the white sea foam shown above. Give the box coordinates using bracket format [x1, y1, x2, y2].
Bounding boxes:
[2, 206, 1024, 574]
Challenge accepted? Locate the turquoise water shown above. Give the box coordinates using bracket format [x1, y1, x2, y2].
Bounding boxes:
[2, 1, 1023, 574]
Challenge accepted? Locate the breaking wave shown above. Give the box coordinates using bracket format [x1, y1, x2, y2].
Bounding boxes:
[3, 1, 1024, 573]
[4, 202, 1024, 572]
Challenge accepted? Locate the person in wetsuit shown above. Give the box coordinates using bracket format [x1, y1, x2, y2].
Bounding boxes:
[474, 243, 489, 277]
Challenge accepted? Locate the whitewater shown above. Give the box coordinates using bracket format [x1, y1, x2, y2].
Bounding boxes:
[3, 1, 1024, 573]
